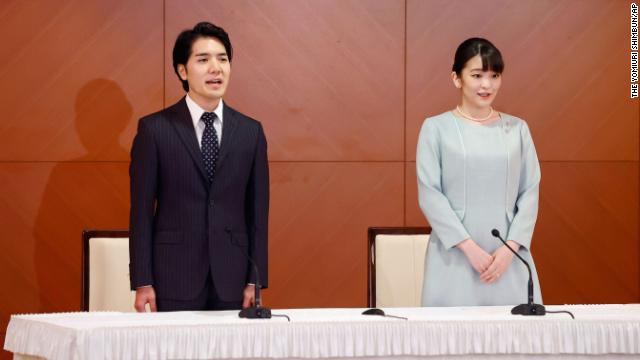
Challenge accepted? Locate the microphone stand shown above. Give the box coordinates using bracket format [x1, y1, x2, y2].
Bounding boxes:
[238, 252, 271, 319]
[491, 229, 545, 316]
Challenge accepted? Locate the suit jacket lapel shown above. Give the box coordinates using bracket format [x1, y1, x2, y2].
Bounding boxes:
[217, 104, 239, 170]
[168, 97, 208, 183]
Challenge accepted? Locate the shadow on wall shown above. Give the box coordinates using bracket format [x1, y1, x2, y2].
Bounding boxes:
[33, 79, 132, 312]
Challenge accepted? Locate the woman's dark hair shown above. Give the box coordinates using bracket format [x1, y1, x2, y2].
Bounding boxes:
[452, 38, 503, 75]
[172, 22, 233, 92]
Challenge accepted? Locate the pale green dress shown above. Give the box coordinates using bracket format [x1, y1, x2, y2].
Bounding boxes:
[417, 111, 542, 307]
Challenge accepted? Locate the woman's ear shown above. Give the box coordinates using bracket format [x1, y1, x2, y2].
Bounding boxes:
[451, 71, 462, 89]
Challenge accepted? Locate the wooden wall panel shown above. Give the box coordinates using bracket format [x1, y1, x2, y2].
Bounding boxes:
[164, 0, 405, 161]
[406, 0, 639, 162]
[0, 0, 162, 356]
[265, 162, 404, 307]
[535, 162, 639, 304]
[0, 163, 129, 353]
[0, 0, 163, 161]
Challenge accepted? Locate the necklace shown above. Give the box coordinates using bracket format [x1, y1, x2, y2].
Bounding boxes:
[456, 105, 494, 122]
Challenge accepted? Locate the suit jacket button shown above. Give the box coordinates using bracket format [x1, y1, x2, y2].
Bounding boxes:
[209, 200, 214, 207]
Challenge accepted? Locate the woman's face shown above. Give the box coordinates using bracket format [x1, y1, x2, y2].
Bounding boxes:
[452, 55, 502, 110]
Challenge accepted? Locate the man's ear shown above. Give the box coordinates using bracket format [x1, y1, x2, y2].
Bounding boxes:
[451, 71, 462, 89]
[177, 64, 187, 81]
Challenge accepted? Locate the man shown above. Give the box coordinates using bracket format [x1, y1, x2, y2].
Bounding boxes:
[129, 22, 269, 311]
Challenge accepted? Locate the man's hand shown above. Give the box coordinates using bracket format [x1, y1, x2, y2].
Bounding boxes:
[134, 286, 157, 312]
[242, 284, 256, 309]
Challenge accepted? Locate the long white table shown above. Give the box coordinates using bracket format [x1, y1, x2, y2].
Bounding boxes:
[4, 305, 640, 359]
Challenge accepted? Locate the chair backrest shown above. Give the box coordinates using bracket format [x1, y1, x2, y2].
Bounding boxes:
[367, 227, 431, 308]
[82, 230, 135, 312]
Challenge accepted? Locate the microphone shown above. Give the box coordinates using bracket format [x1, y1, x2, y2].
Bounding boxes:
[362, 308, 408, 320]
[232, 236, 271, 319]
[491, 229, 545, 316]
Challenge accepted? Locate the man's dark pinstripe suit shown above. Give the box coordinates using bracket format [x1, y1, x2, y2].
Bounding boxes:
[128, 97, 269, 304]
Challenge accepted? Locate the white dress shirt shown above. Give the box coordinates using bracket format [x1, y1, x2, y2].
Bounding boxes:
[185, 94, 224, 148]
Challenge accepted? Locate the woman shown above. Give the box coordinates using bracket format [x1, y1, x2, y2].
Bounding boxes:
[417, 38, 542, 306]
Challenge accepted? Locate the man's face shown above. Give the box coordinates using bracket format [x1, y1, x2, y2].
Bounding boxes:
[178, 36, 231, 108]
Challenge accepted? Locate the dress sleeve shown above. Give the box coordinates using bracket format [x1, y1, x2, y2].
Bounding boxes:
[506, 121, 541, 250]
[416, 119, 470, 249]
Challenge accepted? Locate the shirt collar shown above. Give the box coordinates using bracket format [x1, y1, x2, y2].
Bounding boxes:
[185, 94, 224, 127]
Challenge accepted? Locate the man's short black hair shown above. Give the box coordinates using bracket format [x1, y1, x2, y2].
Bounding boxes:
[172, 22, 233, 92]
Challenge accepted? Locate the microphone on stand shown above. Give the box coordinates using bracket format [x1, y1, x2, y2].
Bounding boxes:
[362, 308, 408, 320]
[491, 229, 545, 316]
[237, 248, 271, 319]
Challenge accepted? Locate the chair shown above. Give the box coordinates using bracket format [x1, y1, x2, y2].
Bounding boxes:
[367, 227, 431, 308]
[81, 230, 136, 311]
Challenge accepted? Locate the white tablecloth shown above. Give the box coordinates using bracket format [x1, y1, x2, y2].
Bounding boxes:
[4, 305, 640, 359]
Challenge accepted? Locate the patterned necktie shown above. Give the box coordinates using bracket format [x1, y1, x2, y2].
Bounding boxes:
[201, 112, 220, 183]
